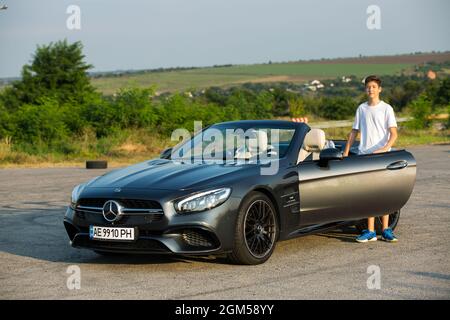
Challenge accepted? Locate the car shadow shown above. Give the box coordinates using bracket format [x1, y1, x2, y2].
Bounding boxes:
[408, 271, 450, 281]
[315, 225, 361, 243]
[0, 205, 231, 266]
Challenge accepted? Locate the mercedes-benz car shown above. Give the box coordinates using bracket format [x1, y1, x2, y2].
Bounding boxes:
[64, 120, 416, 265]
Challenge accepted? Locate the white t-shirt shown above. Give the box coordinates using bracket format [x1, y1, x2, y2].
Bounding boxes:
[352, 101, 397, 154]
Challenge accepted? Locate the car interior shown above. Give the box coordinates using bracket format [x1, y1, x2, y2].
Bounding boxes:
[297, 128, 327, 163]
[234, 129, 278, 159]
[297, 128, 359, 163]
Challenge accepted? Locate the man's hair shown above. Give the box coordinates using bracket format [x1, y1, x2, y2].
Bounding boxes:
[364, 75, 381, 87]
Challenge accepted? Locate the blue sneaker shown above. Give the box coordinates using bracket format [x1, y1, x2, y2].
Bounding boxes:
[356, 229, 377, 243]
[381, 228, 398, 242]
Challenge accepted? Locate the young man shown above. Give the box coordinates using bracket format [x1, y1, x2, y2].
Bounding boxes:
[343, 75, 399, 243]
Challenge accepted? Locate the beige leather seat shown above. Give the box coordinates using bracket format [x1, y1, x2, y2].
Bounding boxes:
[297, 128, 326, 163]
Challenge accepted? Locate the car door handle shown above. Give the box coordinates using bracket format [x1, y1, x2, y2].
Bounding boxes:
[387, 160, 408, 170]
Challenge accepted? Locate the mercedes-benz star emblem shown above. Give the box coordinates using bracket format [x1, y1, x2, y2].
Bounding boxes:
[102, 200, 123, 222]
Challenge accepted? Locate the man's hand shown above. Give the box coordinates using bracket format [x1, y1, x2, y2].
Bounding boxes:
[373, 147, 388, 154]
[343, 129, 358, 158]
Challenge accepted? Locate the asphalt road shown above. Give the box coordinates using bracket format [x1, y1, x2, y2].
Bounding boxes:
[1, 145, 449, 300]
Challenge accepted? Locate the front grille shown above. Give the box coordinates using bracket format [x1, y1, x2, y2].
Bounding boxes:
[181, 230, 215, 248]
[75, 198, 164, 220]
[78, 198, 162, 210]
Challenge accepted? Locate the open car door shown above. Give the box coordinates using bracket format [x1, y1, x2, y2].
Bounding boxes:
[298, 150, 416, 226]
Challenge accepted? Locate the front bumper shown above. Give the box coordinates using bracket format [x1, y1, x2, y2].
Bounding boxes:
[63, 196, 241, 255]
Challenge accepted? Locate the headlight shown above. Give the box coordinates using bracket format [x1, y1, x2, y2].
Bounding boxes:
[175, 188, 231, 213]
[70, 176, 100, 208]
[70, 184, 85, 208]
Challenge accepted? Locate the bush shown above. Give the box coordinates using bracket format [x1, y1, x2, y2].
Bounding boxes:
[0, 102, 14, 139]
[317, 96, 356, 120]
[12, 98, 70, 149]
[406, 94, 433, 129]
[288, 97, 305, 117]
[111, 87, 158, 128]
[435, 78, 450, 107]
[156, 94, 227, 134]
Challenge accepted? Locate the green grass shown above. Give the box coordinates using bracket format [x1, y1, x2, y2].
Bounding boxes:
[323, 126, 450, 147]
[91, 62, 413, 95]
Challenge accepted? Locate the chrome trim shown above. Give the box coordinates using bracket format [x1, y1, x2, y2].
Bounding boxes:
[76, 205, 164, 215]
[122, 208, 164, 214]
[77, 205, 102, 211]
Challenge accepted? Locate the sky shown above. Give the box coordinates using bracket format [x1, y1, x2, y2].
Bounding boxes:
[0, 0, 449, 78]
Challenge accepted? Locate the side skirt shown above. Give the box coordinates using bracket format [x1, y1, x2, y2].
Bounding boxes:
[281, 220, 355, 241]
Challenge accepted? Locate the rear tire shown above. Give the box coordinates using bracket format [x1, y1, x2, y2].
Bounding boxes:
[228, 192, 279, 265]
[354, 210, 400, 234]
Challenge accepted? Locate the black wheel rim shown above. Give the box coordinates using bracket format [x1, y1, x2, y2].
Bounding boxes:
[244, 200, 276, 259]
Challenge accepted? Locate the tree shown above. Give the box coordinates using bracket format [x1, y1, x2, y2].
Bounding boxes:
[1, 39, 95, 110]
[434, 78, 450, 106]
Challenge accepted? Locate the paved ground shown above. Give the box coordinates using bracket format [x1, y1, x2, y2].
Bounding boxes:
[0, 145, 449, 300]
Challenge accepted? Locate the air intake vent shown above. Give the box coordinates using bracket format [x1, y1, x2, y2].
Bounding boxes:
[181, 230, 215, 248]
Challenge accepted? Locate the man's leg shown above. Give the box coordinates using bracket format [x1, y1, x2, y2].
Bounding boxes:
[356, 217, 377, 242]
[368, 217, 375, 232]
[381, 214, 389, 231]
[381, 214, 398, 242]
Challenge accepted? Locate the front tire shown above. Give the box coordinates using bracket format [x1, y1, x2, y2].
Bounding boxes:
[354, 210, 400, 234]
[228, 192, 279, 265]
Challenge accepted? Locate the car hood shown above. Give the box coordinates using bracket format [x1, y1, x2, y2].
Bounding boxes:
[86, 159, 258, 191]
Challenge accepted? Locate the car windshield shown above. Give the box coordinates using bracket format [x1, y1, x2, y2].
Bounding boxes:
[170, 123, 296, 163]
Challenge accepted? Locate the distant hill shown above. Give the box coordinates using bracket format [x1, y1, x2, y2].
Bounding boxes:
[2, 52, 449, 94]
[90, 52, 450, 95]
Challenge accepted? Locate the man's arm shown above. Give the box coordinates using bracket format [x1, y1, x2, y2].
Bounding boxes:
[343, 129, 358, 157]
[374, 127, 398, 153]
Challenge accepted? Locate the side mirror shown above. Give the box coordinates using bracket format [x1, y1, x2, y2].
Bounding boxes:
[160, 147, 172, 159]
[319, 148, 343, 167]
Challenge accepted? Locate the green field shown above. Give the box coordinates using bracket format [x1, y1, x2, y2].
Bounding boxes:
[193, 63, 412, 76]
[91, 62, 413, 95]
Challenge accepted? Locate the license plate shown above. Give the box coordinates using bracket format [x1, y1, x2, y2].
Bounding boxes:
[89, 226, 135, 241]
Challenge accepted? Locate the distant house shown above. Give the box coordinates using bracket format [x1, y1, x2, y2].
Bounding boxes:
[342, 76, 352, 83]
[427, 70, 437, 80]
[311, 80, 321, 85]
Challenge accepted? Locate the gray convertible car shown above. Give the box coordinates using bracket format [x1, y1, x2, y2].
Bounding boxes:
[64, 120, 416, 264]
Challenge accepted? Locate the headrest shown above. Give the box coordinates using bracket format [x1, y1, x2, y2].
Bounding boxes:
[247, 129, 268, 153]
[303, 129, 325, 152]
